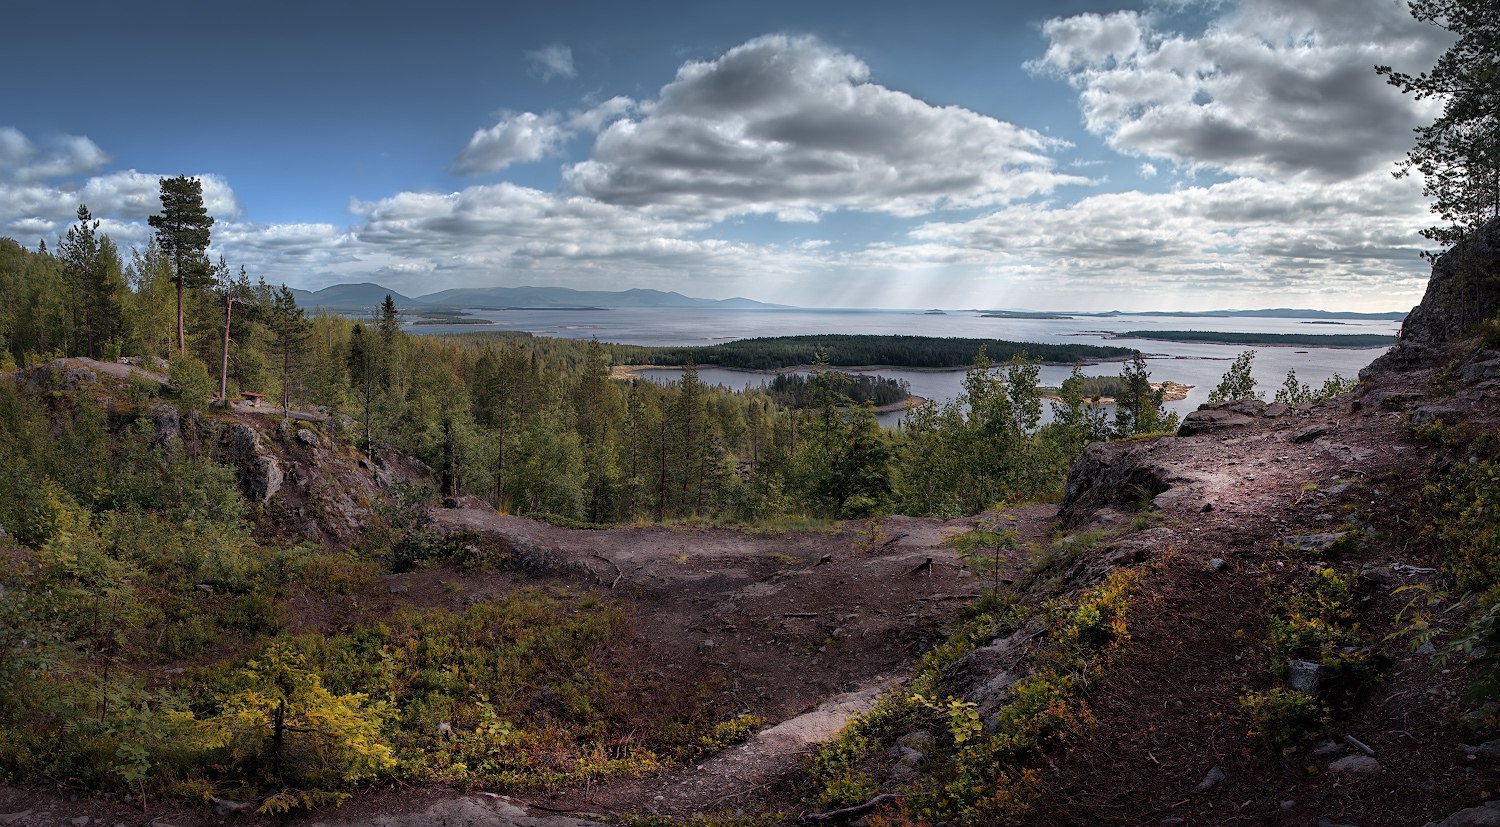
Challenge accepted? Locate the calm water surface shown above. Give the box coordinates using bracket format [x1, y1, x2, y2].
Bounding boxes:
[410, 307, 1399, 427]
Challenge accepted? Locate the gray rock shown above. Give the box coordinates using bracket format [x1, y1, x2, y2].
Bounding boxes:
[1179, 409, 1256, 436]
[1207, 558, 1228, 572]
[1291, 423, 1332, 443]
[1461, 738, 1500, 759]
[1194, 765, 1227, 792]
[1288, 660, 1336, 694]
[1327, 754, 1381, 774]
[219, 424, 284, 503]
[1461, 357, 1500, 383]
[389, 584, 410, 595]
[1364, 389, 1422, 411]
[1389, 218, 1500, 348]
[897, 730, 936, 753]
[1285, 532, 1352, 554]
[1423, 801, 1500, 827]
[148, 403, 181, 447]
[295, 428, 323, 447]
[1311, 739, 1348, 757]
[1411, 404, 1470, 428]
[212, 796, 254, 816]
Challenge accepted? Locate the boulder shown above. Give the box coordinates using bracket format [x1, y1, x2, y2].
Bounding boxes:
[1179, 409, 1256, 436]
[149, 403, 182, 447]
[219, 423, 283, 504]
[1060, 439, 1195, 526]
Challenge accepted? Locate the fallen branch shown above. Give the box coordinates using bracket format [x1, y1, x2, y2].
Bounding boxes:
[591, 552, 624, 590]
[801, 793, 905, 823]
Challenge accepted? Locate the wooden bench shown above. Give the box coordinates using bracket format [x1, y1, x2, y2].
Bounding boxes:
[240, 392, 266, 407]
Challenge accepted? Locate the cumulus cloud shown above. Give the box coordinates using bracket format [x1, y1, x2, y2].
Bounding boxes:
[0, 127, 110, 182]
[526, 43, 576, 81]
[562, 35, 1088, 219]
[454, 111, 571, 174]
[1031, 1, 1449, 180]
[454, 98, 634, 175]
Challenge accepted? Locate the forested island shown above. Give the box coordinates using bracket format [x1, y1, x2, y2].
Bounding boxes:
[598, 333, 1132, 370]
[1120, 330, 1395, 347]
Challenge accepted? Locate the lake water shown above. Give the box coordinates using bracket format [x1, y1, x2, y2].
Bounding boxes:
[409, 307, 1401, 427]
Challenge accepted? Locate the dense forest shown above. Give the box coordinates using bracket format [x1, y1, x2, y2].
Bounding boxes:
[600, 333, 1133, 370]
[0, 180, 1186, 525]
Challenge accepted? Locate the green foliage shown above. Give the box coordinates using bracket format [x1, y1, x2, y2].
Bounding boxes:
[167, 354, 214, 410]
[1239, 688, 1329, 752]
[1414, 433, 1500, 701]
[1263, 566, 1369, 675]
[1113, 351, 1179, 438]
[1207, 350, 1261, 404]
[204, 642, 394, 791]
[804, 568, 1143, 824]
[1273, 370, 1357, 405]
[1376, 0, 1500, 252]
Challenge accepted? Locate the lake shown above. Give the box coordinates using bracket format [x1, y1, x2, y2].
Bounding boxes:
[408, 307, 1401, 426]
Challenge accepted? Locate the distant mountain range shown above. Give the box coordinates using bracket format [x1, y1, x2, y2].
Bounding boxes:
[288, 282, 1404, 319]
[288, 283, 787, 311]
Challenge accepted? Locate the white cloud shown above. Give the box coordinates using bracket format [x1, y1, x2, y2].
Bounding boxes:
[1138, 162, 1158, 178]
[562, 35, 1089, 220]
[0, 127, 110, 182]
[1032, 1, 1449, 180]
[908, 169, 1432, 297]
[526, 43, 576, 81]
[454, 111, 571, 174]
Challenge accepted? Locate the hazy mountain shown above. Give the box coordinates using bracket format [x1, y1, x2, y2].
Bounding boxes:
[288, 283, 419, 309]
[413, 286, 789, 310]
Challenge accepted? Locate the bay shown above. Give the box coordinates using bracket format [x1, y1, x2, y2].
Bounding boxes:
[408, 307, 1400, 426]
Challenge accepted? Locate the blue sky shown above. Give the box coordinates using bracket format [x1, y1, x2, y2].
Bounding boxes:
[0, 0, 1449, 310]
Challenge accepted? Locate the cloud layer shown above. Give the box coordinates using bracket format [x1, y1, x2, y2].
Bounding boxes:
[1031, 0, 1448, 180]
[0, 10, 1448, 310]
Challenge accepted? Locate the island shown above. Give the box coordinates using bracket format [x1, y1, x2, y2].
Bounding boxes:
[1116, 330, 1394, 348]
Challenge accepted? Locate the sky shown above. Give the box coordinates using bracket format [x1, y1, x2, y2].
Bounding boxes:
[0, 0, 1453, 311]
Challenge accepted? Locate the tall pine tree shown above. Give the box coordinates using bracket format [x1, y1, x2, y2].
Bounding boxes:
[147, 176, 214, 353]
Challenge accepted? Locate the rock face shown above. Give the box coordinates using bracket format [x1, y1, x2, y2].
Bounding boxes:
[212, 420, 433, 547]
[1366, 218, 1500, 376]
[1060, 438, 1194, 526]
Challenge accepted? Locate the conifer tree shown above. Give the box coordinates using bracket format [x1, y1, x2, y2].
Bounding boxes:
[147, 176, 214, 353]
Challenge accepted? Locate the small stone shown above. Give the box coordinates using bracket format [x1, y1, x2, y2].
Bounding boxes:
[1207, 558, 1228, 572]
[1417, 641, 1437, 655]
[1291, 424, 1332, 443]
[388, 584, 409, 595]
[1327, 754, 1381, 774]
[699, 638, 716, 650]
[1311, 739, 1347, 757]
[1285, 532, 1351, 554]
[1201, 501, 1214, 513]
[69, 817, 91, 827]
[1194, 765, 1227, 792]
[195, 583, 214, 594]
[1288, 660, 1336, 694]
[1281, 800, 1296, 811]
[211, 796, 254, 816]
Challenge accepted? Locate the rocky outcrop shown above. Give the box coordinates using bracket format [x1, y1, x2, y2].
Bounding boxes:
[1366, 218, 1500, 376]
[1059, 438, 1197, 526]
